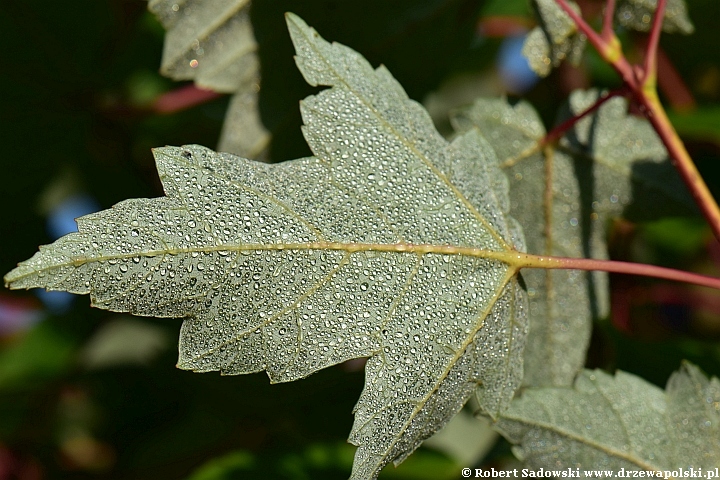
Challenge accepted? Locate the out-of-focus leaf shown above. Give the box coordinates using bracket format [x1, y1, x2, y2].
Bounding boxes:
[453, 98, 591, 387]
[148, 0, 257, 93]
[521, 0, 587, 77]
[496, 362, 720, 470]
[451, 91, 696, 387]
[149, 0, 482, 163]
[186, 451, 255, 480]
[5, 14, 529, 480]
[559, 90, 696, 223]
[616, 0, 694, 34]
[80, 317, 171, 369]
[148, 0, 269, 160]
[665, 362, 720, 466]
[217, 88, 270, 160]
[0, 318, 75, 390]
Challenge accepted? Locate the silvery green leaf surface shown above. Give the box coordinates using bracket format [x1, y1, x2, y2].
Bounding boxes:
[522, 0, 587, 77]
[616, 0, 694, 34]
[148, 0, 269, 159]
[665, 363, 720, 466]
[452, 98, 592, 388]
[451, 92, 695, 388]
[148, 0, 257, 93]
[560, 90, 695, 224]
[495, 363, 720, 470]
[5, 14, 528, 480]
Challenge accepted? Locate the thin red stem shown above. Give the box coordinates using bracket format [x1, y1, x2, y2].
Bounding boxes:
[554, 0, 636, 87]
[152, 85, 223, 114]
[555, 0, 605, 50]
[602, 0, 616, 41]
[528, 256, 720, 291]
[554, 0, 720, 242]
[543, 87, 625, 145]
[642, 0, 666, 86]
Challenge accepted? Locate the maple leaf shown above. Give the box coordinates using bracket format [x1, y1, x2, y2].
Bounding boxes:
[522, 0, 587, 77]
[451, 91, 695, 387]
[616, 0, 694, 35]
[496, 362, 720, 470]
[5, 13, 528, 479]
[149, 0, 270, 159]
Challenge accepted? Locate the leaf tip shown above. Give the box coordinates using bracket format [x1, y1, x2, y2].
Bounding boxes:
[284, 11, 309, 41]
[4, 262, 32, 290]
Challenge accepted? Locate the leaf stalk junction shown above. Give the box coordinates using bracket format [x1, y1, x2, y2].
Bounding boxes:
[554, 0, 720, 242]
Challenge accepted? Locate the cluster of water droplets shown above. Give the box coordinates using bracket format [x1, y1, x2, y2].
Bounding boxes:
[497, 365, 719, 470]
[521, 0, 587, 77]
[615, 0, 694, 34]
[287, 15, 529, 479]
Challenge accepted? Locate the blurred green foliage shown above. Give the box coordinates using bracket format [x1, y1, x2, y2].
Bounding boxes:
[1, 0, 719, 478]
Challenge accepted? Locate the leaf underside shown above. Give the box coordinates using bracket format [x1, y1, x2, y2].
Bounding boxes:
[496, 363, 720, 470]
[616, 0, 694, 34]
[522, 0, 693, 78]
[149, 0, 270, 159]
[451, 90, 695, 388]
[5, 13, 528, 480]
[522, 0, 587, 78]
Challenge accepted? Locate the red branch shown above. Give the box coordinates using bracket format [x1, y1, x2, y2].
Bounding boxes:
[602, 0, 616, 41]
[542, 87, 625, 146]
[642, 0, 666, 85]
[152, 85, 223, 114]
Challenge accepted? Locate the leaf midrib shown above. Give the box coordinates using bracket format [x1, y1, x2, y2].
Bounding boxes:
[6, 241, 537, 286]
[500, 413, 669, 475]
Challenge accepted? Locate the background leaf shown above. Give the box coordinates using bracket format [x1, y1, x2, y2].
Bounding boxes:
[148, 0, 270, 159]
[616, 0, 694, 34]
[522, 0, 587, 77]
[149, 0, 482, 163]
[495, 362, 719, 470]
[453, 97, 592, 387]
[452, 91, 697, 387]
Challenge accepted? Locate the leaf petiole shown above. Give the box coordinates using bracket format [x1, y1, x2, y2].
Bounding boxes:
[601, 0, 617, 42]
[519, 254, 720, 291]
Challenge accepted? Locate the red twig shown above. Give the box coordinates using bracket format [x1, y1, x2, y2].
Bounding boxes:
[634, 37, 696, 110]
[554, 0, 720, 242]
[637, 89, 720, 240]
[655, 46, 696, 110]
[543, 87, 625, 145]
[554, 0, 636, 87]
[642, 0, 666, 86]
[152, 85, 223, 114]
[602, 0, 616, 41]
